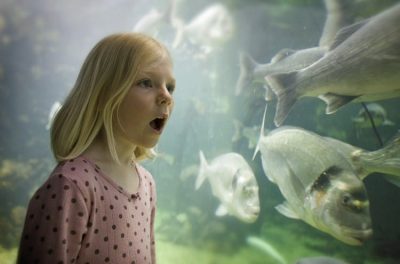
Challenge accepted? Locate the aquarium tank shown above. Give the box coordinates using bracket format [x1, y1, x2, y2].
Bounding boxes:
[0, 0, 400, 263]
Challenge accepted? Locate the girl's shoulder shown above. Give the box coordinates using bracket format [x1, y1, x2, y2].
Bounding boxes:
[52, 156, 100, 182]
[45, 156, 101, 199]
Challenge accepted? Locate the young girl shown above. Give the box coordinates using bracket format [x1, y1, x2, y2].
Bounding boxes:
[17, 32, 176, 264]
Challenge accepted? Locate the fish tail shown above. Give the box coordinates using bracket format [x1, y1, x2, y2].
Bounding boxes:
[172, 19, 185, 49]
[265, 73, 298, 127]
[235, 52, 258, 95]
[165, 0, 177, 24]
[195, 151, 208, 189]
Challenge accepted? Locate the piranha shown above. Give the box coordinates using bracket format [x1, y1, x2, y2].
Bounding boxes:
[195, 151, 260, 223]
[267, 3, 400, 126]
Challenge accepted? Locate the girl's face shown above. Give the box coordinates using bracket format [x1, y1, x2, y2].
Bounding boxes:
[116, 57, 175, 148]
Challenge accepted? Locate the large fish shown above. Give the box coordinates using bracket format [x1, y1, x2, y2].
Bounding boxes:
[256, 118, 400, 244]
[267, 3, 400, 126]
[235, 0, 351, 97]
[254, 115, 372, 244]
[236, 47, 327, 98]
[195, 151, 260, 223]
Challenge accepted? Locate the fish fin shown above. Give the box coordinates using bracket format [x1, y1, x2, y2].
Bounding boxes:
[329, 19, 368, 50]
[270, 48, 296, 63]
[383, 119, 395, 126]
[265, 73, 298, 127]
[195, 151, 208, 189]
[261, 158, 275, 183]
[384, 175, 400, 188]
[264, 84, 275, 101]
[318, 93, 358, 114]
[216, 204, 228, 216]
[232, 119, 243, 142]
[164, 0, 177, 24]
[253, 103, 268, 160]
[235, 52, 258, 95]
[246, 236, 288, 264]
[275, 202, 300, 219]
[172, 20, 185, 48]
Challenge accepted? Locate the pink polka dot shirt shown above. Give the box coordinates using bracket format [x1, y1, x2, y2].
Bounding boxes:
[17, 156, 157, 264]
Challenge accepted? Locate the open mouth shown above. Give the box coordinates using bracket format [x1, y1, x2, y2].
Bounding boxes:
[150, 117, 166, 132]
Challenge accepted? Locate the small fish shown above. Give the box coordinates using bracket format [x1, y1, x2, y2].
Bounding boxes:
[173, 3, 234, 55]
[246, 236, 287, 264]
[267, 3, 400, 126]
[196, 151, 260, 223]
[46, 101, 62, 130]
[254, 107, 372, 245]
[295, 256, 349, 264]
[132, 0, 179, 37]
[236, 47, 327, 97]
[352, 103, 395, 128]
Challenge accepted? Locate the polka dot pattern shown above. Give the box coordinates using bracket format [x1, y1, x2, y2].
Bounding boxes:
[17, 156, 157, 264]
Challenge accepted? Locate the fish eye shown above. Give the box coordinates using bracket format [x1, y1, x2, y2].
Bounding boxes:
[342, 194, 351, 206]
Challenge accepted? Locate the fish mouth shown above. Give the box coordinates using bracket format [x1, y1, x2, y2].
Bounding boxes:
[150, 115, 167, 133]
[246, 205, 260, 217]
[340, 228, 373, 245]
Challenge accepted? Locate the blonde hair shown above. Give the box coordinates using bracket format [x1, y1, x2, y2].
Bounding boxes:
[51, 32, 171, 163]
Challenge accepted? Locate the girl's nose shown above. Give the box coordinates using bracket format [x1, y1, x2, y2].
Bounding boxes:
[157, 85, 173, 105]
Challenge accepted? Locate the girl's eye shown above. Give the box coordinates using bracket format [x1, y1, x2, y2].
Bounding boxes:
[137, 79, 152, 88]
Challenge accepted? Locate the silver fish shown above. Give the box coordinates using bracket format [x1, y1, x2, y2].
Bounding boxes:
[255, 124, 372, 245]
[196, 151, 260, 223]
[267, 3, 400, 126]
[173, 3, 234, 55]
[236, 47, 327, 97]
[352, 103, 395, 128]
[236, 0, 351, 97]
[132, 0, 179, 36]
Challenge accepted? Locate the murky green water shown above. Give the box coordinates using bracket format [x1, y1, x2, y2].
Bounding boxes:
[1, 0, 399, 263]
